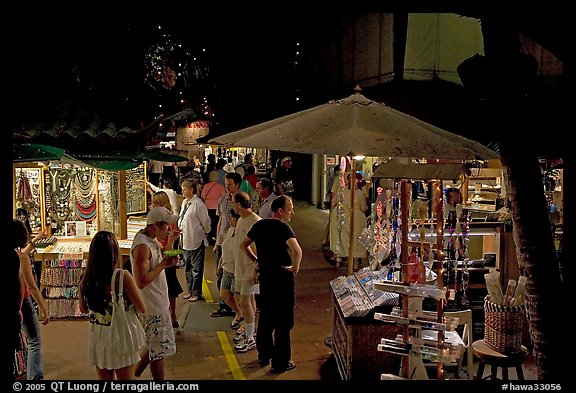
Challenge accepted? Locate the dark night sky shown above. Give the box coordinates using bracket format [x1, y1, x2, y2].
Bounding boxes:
[7, 9, 316, 133]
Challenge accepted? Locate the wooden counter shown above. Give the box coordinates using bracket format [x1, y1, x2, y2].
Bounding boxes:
[332, 294, 402, 380]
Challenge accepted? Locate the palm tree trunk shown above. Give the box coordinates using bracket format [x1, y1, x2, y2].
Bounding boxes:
[479, 17, 566, 379]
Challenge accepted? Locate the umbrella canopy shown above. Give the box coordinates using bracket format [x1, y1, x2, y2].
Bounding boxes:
[209, 91, 498, 160]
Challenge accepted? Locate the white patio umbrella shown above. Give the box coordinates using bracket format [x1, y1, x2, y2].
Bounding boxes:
[209, 88, 498, 276]
[209, 89, 498, 160]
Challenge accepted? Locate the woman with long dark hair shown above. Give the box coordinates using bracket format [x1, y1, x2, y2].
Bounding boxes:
[78, 231, 146, 380]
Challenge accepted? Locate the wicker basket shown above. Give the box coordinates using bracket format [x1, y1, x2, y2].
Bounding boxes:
[483, 296, 525, 354]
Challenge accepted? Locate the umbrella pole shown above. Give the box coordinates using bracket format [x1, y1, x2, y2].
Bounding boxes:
[348, 159, 356, 276]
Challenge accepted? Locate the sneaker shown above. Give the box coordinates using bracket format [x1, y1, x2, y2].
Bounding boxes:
[268, 360, 296, 374]
[233, 333, 245, 343]
[235, 338, 256, 353]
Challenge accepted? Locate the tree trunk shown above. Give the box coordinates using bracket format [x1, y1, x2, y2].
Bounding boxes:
[480, 17, 566, 380]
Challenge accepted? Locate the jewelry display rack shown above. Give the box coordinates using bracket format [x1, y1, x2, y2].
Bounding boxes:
[40, 247, 87, 319]
[372, 178, 449, 380]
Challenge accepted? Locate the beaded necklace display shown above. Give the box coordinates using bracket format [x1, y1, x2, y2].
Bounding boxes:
[74, 168, 97, 221]
[333, 157, 348, 257]
[49, 169, 73, 232]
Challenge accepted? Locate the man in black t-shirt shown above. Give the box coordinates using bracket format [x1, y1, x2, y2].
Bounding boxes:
[241, 195, 302, 374]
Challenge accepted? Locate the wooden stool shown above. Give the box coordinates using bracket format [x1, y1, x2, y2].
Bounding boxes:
[472, 339, 528, 380]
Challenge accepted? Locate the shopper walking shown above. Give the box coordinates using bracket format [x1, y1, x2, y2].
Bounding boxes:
[131, 207, 179, 380]
[217, 209, 243, 328]
[78, 231, 146, 380]
[201, 171, 226, 246]
[255, 178, 277, 219]
[210, 172, 242, 317]
[241, 195, 302, 373]
[151, 191, 184, 328]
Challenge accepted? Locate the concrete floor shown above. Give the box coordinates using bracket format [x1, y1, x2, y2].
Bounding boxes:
[38, 200, 538, 381]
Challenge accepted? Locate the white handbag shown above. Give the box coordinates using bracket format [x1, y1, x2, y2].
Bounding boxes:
[109, 269, 147, 356]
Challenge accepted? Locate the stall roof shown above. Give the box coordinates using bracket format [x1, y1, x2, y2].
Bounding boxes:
[13, 143, 187, 171]
[12, 143, 66, 163]
[372, 162, 464, 181]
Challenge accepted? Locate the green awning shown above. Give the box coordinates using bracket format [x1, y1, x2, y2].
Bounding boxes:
[12, 143, 65, 162]
[143, 150, 188, 163]
[13, 143, 187, 170]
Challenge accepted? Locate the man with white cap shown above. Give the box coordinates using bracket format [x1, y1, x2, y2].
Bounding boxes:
[274, 156, 295, 198]
[131, 206, 179, 380]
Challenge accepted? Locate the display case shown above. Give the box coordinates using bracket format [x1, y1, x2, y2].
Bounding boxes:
[96, 162, 147, 239]
[464, 168, 503, 215]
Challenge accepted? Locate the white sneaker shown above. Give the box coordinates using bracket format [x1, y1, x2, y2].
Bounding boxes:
[235, 338, 256, 353]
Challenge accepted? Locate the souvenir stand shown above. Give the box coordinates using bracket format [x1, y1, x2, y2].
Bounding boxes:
[14, 161, 148, 319]
[329, 156, 403, 381]
[369, 162, 468, 380]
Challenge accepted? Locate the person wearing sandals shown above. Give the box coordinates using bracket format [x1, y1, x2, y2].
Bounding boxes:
[217, 209, 243, 329]
[241, 195, 302, 374]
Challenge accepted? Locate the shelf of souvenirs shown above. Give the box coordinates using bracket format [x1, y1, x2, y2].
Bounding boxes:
[330, 267, 399, 318]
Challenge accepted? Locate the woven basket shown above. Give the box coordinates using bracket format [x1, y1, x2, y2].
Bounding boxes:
[484, 296, 525, 354]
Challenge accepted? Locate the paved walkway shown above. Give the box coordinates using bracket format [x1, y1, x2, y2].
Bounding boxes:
[38, 201, 537, 380]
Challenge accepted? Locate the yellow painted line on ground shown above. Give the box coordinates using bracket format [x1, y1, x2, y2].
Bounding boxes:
[202, 276, 214, 303]
[217, 331, 245, 380]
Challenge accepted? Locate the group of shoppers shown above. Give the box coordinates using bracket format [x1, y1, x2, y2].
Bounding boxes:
[8, 153, 301, 381]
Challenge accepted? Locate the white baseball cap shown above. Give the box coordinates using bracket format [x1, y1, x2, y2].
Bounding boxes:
[146, 207, 179, 225]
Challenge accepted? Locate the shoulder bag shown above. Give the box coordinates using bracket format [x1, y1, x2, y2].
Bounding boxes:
[109, 269, 147, 356]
